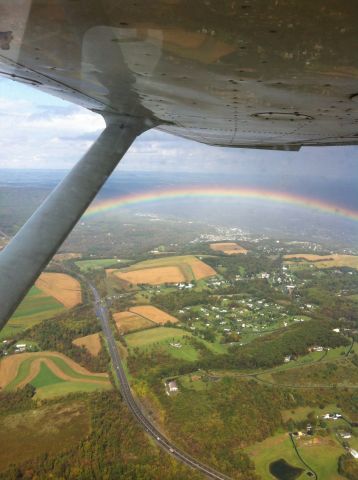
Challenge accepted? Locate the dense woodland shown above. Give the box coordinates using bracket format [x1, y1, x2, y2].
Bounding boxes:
[0, 385, 35, 417]
[338, 453, 358, 480]
[204, 253, 280, 277]
[227, 320, 350, 369]
[145, 376, 358, 479]
[0, 392, 206, 480]
[28, 306, 109, 373]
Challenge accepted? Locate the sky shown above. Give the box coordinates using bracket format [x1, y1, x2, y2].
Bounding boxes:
[0, 78, 357, 180]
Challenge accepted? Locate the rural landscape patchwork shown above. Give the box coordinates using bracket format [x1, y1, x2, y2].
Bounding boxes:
[0, 171, 357, 480]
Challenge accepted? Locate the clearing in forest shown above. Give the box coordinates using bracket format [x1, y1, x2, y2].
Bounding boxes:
[72, 333, 102, 356]
[52, 252, 82, 262]
[284, 253, 358, 270]
[129, 305, 178, 325]
[75, 258, 129, 272]
[210, 242, 248, 255]
[35, 272, 82, 308]
[107, 255, 216, 285]
[0, 351, 110, 398]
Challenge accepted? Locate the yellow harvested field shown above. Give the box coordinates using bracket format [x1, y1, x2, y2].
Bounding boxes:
[72, 333, 102, 356]
[284, 254, 358, 269]
[188, 258, 217, 279]
[0, 351, 108, 389]
[113, 311, 154, 333]
[210, 242, 248, 255]
[108, 255, 216, 285]
[35, 272, 82, 308]
[129, 305, 178, 325]
[112, 266, 186, 285]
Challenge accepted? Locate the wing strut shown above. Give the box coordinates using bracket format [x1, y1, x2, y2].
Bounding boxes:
[0, 115, 150, 330]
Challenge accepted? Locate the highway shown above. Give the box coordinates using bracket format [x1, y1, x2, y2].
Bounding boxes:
[89, 283, 232, 480]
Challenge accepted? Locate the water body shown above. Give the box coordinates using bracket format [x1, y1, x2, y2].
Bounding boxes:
[269, 459, 304, 480]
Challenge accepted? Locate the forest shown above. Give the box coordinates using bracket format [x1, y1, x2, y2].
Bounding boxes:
[27, 306, 109, 373]
[0, 391, 206, 480]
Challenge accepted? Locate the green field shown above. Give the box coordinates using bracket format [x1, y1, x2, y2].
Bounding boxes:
[246, 431, 345, 480]
[125, 327, 189, 348]
[125, 326, 227, 359]
[49, 356, 108, 381]
[75, 258, 129, 272]
[0, 287, 65, 340]
[281, 404, 338, 423]
[35, 381, 111, 400]
[31, 362, 65, 389]
[178, 373, 221, 391]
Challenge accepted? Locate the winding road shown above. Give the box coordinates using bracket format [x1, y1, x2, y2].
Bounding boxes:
[89, 283, 232, 480]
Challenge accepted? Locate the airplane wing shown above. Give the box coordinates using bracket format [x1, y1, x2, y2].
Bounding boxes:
[0, 0, 358, 327]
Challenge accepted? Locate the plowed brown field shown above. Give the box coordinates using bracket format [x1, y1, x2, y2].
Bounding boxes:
[210, 242, 248, 255]
[113, 266, 185, 285]
[284, 253, 358, 269]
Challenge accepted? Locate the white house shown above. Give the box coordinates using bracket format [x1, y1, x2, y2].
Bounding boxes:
[349, 449, 358, 459]
[168, 381, 178, 393]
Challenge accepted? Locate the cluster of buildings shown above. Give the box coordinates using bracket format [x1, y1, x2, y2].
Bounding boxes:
[175, 282, 194, 290]
[192, 226, 250, 244]
[1, 340, 29, 356]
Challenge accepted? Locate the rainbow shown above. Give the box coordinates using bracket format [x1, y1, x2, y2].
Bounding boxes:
[84, 186, 358, 223]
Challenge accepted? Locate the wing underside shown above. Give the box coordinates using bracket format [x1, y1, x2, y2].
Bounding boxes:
[1, 0, 358, 150]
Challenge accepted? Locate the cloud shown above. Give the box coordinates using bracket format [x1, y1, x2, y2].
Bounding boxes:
[0, 79, 357, 179]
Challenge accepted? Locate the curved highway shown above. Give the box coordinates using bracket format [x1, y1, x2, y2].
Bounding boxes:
[89, 283, 232, 480]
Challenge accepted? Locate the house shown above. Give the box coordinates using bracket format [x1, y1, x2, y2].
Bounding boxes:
[168, 381, 178, 393]
[323, 413, 342, 420]
[311, 346, 323, 352]
[15, 343, 26, 353]
[349, 449, 358, 459]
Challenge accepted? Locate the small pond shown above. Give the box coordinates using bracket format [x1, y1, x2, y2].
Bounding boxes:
[269, 458, 304, 480]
